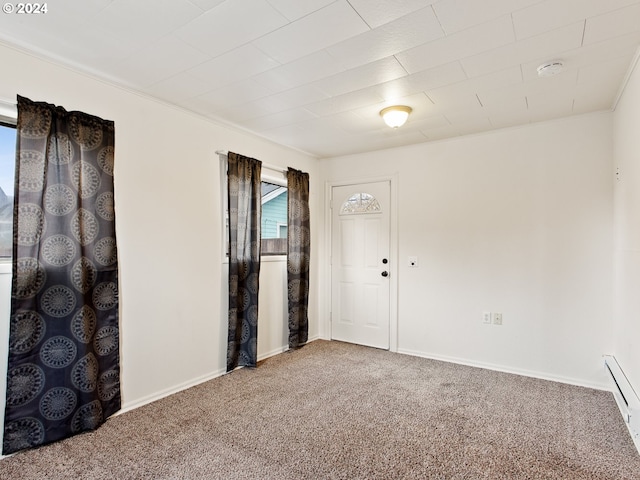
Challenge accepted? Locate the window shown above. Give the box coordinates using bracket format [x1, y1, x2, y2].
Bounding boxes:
[261, 180, 287, 255]
[340, 192, 381, 215]
[0, 121, 16, 260]
[220, 155, 288, 257]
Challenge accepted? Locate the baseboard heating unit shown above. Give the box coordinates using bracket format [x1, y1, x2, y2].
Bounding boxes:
[604, 355, 640, 453]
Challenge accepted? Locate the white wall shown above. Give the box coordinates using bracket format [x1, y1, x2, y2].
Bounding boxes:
[613, 52, 640, 395]
[321, 113, 614, 388]
[0, 42, 320, 429]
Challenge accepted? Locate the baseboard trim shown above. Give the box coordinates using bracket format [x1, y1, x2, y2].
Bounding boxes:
[118, 338, 322, 416]
[118, 368, 227, 415]
[258, 346, 289, 362]
[396, 348, 608, 391]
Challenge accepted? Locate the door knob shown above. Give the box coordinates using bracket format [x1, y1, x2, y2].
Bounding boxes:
[381, 271, 389, 277]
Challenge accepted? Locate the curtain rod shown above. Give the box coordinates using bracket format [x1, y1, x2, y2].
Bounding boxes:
[216, 150, 288, 175]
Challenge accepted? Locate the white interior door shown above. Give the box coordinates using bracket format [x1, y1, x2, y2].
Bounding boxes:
[331, 181, 390, 349]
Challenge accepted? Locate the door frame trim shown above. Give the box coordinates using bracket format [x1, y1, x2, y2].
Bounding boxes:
[324, 174, 399, 352]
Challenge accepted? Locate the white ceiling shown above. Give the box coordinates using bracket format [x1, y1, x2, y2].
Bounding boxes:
[1, 0, 640, 158]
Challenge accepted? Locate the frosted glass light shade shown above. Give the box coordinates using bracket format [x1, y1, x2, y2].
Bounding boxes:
[537, 61, 564, 77]
[380, 105, 412, 128]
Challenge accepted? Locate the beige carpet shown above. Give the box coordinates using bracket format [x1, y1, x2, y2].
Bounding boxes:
[1, 340, 639, 479]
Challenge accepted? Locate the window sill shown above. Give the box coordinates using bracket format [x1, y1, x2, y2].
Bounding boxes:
[261, 255, 287, 262]
[222, 255, 287, 264]
[0, 262, 11, 274]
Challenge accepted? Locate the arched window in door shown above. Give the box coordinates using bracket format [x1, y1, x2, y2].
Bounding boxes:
[340, 192, 382, 215]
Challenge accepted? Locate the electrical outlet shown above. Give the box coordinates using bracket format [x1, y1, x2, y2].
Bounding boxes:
[483, 312, 491, 324]
[492, 313, 503, 325]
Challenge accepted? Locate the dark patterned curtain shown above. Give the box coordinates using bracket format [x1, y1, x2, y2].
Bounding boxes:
[227, 152, 261, 371]
[287, 168, 310, 349]
[3, 96, 120, 454]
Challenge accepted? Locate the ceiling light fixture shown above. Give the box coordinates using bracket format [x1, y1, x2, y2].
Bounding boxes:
[537, 61, 564, 77]
[380, 105, 412, 128]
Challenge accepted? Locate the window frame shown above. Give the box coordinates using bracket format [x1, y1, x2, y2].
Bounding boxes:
[260, 177, 288, 255]
[220, 154, 288, 262]
[0, 111, 17, 271]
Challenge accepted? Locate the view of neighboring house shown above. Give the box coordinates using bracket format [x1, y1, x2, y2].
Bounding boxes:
[261, 181, 288, 255]
[261, 181, 287, 239]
